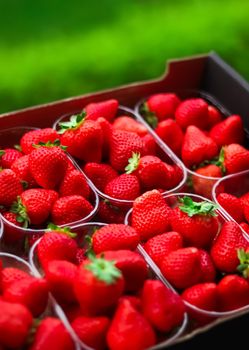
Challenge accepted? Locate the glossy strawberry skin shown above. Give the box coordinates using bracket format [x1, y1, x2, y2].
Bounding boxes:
[175, 98, 209, 130]
[209, 115, 244, 147]
[192, 164, 223, 199]
[11, 155, 37, 188]
[59, 169, 90, 199]
[85, 99, 118, 122]
[0, 169, 23, 206]
[1, 267, 30, 291]
[198, 250, 216, 282]
[97, 200, 126, 224]
[224, 144, 249, 174]
[113, 116, 148, 137]
[182, 283, 218, 311]
[104, 174, 140, 201]
[155, 119, 184, 155]
[147, 93, 180, 121]
[207, 105, 223, 128]
[20, 128, 59, 154]
[83, 162, 118, 192]
[142, 134, 156, 155]
[217, 192, 244, 222]
[0, 148, 22, 168]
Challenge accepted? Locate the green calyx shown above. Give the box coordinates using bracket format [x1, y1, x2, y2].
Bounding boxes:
[0, 150, 5, 157]
[11, 196, 30, 228]
[14, 144, 22, 152]
[85, 254, 121, 285]
[140, 102, 158, 128]
[194, 148, 226, 175]
[33, 139, 67, 151]
[178, 196, 218, 217]
[237, 249, 249, 278]
[58, 111, 86, 134]
[125, 152, 141, 174]
[46, 223, 77, 238]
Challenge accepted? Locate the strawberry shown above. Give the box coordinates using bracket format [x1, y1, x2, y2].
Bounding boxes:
[182, 283, 218, 311]
[145, 93, 180, 125]
[37, 225, 78, 267]
[0, 169, 23, 206]
[160, 247, 202, 289]
[240, 222, 249, 235]
[30, 317, 75, 350]
[74, 255, 124, 315]
[113, 116, 148, 137]
[170, 196, 219, 248]
[155, 119, 184, 155]
[223, 143, 249, 174]
[104, 174, 140, 201]
[92, 224, 139, 254]
[192, 164, 223, 199]
[217, 274, 249, 311]
[59, 169, 90, 199]
[118, 295, 142, 310]
[209, 115, 244, 147]
[75, 247, 87, 265]
[198, 249, 216, 282]
[97, 200, 126, 224]
[20, 128, 59, 154]
[142, 279, 185, 332]
[85, 99, 118, 122]
[2, 211, 22, 227]
[210, 221, 249, 273]
[142, 133, 156, 155]
[0, 299, 32, 349]
[175, 98, 209, 130]
[107, 298, 156, 350]
[217, 192, 244, 222]
[44, 260, 77, 304]
[207, 105, 222, 128]
[96, 117, 113, 159]
[240, 192, 249, 208]
[11, 155, 37, 188]
[181, 126, 219, 168]
[51, 195, 93, 225]
[1, 267, 30, 290]
[144, 231, 183, 267]
[131, 190, 171, 241]
[59, 112, 103, 162]
[0, 148, 22, 168]
[101, 250, 148, 292]
[83, 162, 118, 192]
[109, 130, 144, 172]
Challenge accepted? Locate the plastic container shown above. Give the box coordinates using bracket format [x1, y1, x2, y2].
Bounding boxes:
[53, 105, 187, 209]
[29, 222, 188, 350]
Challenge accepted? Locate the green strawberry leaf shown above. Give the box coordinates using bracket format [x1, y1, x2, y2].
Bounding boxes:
[58, 111, 86, 134]
[0, 150, 5, 157]
[46, 223, 77, 238]
[237, 248, 249, 278]
[178, 196, 218, 217]
[125, 152, 140, 174]
[33, 139, 67, 151]
[14, 144, 22, 152]
[10, 196, 30, 228]
[140, 102, 158, 128]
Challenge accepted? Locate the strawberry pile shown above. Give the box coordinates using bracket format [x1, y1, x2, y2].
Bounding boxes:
[33, 223, 186, 350]
[130, 190, 249, 322]
[140, 93, 249, 198]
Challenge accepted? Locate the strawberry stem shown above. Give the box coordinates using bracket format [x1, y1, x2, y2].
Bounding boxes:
[11, 196, 30, 228]
[125, 152, 140, 174]
[178, 196, 218, 217]
[58, 111, 86, 134]
[237, 248, 249, 278]
[46, 223, 77, 238]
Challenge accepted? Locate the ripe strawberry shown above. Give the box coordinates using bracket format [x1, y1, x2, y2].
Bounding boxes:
[217, 275, 249, 311]
[118, 295, 142, 310]
[142, 279, 185, 332]
[20, 128, 59, 154]
[104, 174, 140, 201]
[74, 255, 124, 315]
[0, 169, 23, 206]
[37, 225, 78, 267]
[131, 190, 171, 241]
[72, 316, 110, 350]
[207, 105, 222, 128]
[182, 283, 218, 311]
[198, 249, 216, 282]
[2, 211, 22, 227]
[210, 221, 249, 273]
[170, 196, 219, 248]
[142, 133, 156, 155]
[44, 260, 77, 304]
[59, 112, 103, 162]
[75, 247, 87, 265]
[144, 231, 183, 267]
[175, 98, 209, 130]
[0, 148, 22, 168]
[59, 169, 90, 198]
[192, 164, 223, 199]
[92, 224, 139, 254]
[240, 222, 249, 235]
[101, 250, 148, 292]
[181, 126, 219, 168]
[113, 116, 148, 137]
[97, 200, 126, 224]
[30, 317, 75, 350]
[160, 247, 202, 289]
[223, 143, 249, 174]
[155, 119, 184, 155]
[109, 130, 144, 172]
[11, 155, 37, 188]
[83, 163, 118, 192]
[240, 192, 249, 208]
[1, 267, 30, 290]
[0, 299, 33, 349]
[107, 298, 156, 350]
[85, 99, 118, 122]
[209, 115, 244, 147]
[217, 192, 244, 222]
[145, 93, 180, 124]
[96, 117, 113, 159]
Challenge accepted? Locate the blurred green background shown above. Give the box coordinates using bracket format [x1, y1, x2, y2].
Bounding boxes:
[0, 0, 249, 114]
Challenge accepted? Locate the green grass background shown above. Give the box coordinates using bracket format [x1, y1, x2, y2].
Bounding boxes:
[0, 0, 249, 113]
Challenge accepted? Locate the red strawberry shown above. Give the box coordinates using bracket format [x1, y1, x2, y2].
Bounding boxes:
[175, 98, 209, 130]
[210, 221, 249, 273]
[97, 200, 126, 224]
[83, 163, 118, 192]
[109, 130, 144, 172]
[217, 192, 244, 222]
[160, 247, 202, 289]
[217, 275, 249, 311]
[20, 128, 59, 154]
[92, 224, 139, 254]
[182, 283, 218, 311]
[44, 260, 77, 304]
[209, 115, 244, 147]
[145, 93, 180, 123]
[207, 105, 222, 128]
[142, 133, 156, 155]
[144, 231, 183, 267]
[72, 316, 110, 350]
[0, 169, 23, 206]
[240, 222, 249, 235]
[0, 148, 22, 168]
[1, 267, 30, 290]
[104, 174, 140, 201]
[52, 195, 93, 225]
[59, 169, 90, 199]
[113, 116, 148, 137]
[74, 255, 124, 315]
[142, 279, 185, 332]
[30, 317, 75, 350]
[131, 190, 171, 241]
[192, 164, 223, 199]
[198, 249, 216, 282]
[85, 99, 118, 122]
[101, 250, 148, 292]
[11, 155, 37, 188]
[118, 295, 142, 310]
[75, 247, 87, 265]
[96, 117, 113, 159]
[181, 126, 219, 168]
[0, 300, 32, 349]
[2, 211, 22, 227]
[155, 119, 184, 155]
[107, 298, 156, 350]
[240, 192, 249, 208]
[170, 196, 219, 248]
[223, 143, 249, 174]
